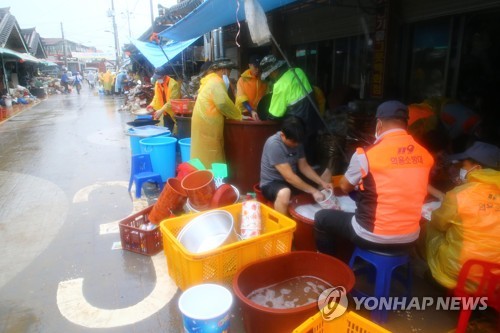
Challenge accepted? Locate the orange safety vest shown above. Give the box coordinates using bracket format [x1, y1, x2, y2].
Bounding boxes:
[356, 131, 434, 236]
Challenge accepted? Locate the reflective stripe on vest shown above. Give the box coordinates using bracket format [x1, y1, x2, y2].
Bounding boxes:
[355, 131, 434, 236]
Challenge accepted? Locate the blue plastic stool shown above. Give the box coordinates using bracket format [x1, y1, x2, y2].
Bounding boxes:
[128, 154, 164, 198]
[349, 246, 412, 323]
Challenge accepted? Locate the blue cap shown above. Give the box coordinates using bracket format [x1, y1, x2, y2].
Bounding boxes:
[448, 141, 500, 169]
[376, 100, 409, 119]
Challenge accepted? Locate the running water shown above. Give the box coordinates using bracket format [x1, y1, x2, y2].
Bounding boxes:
[247, 276, 333, 309]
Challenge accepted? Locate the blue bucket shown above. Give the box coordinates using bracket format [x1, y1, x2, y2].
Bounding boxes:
[178, 138, 191, 163]
[178, 284, 233, 333]
[128, 126, 171, 155]
[140, 136, 177, 182]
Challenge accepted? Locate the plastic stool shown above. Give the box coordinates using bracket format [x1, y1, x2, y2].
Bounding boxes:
[128, 154, 164, 198]
[454, 259, 500, 333]
[253, 183, 273, 207]
[349, 246, 412, 323]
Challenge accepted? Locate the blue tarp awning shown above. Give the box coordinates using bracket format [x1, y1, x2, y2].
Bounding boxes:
[131, 37, 199, 68]
[158, 0, 298, 41]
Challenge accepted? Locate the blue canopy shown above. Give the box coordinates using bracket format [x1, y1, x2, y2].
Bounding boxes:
[131, 37, 199, 68]
[158, 0, 298, 41]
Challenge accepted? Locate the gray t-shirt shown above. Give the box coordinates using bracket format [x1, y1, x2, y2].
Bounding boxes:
[260, 132, 305, 187]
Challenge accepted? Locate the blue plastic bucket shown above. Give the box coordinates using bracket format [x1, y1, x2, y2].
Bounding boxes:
[178, 138, 191, 163]
[178, 284, 232, 333]
[128, 126, 171, 155]
[139, 136, 177, 182]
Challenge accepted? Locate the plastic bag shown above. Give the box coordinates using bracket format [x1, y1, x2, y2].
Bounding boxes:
[244, 0, 271, 46]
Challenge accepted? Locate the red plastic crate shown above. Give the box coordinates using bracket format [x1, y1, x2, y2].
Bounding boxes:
[119, 205, 163, 256]
[171, 99, 194, 115]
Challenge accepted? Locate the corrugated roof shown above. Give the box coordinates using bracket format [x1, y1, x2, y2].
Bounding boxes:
[0, 7, 29, 51]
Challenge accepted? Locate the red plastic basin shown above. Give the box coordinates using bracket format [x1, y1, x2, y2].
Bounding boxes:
[233, 251, 355, 333]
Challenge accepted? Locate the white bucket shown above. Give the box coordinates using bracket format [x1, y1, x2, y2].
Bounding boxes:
[315, 189, 340, 209]
[178, 284, 233, 333]
[4, 97, 12, 108]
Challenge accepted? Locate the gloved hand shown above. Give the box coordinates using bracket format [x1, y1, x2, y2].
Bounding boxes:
[146, 105, 154, 114]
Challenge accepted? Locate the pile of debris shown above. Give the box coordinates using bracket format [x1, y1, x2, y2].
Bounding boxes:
[119, 83, 155, 113]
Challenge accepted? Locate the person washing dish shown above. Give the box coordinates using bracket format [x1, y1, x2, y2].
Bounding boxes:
[426, 141, 500, 289]
[190, 59, 242, 167]
[147, 66, 180, 133]
[235, 55, 268, 121]
[314, 101, 434, 261]
[260, 116, 332, 215]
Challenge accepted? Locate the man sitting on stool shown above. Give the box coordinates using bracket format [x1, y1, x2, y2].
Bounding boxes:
[260, 116, 332, 215]
[314, 101, 434, 261]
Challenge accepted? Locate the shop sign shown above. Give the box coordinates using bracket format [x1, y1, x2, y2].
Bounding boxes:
[370, 0, 389, 98]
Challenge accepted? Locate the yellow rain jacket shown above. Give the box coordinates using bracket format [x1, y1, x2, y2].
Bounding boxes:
[426, 168, 500, 289]
[102, 70, 114, 92]
[148, 76, 180, 127]
[235, 69, 268, 112]
[313, 86, 326, 116]
[191, 73, 242, 167]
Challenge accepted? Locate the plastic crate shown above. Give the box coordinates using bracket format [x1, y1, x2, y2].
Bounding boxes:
[293, 306, 391, 333]
[171, 99, 195, 115]
[119, 205, 163, 256]
[159, 202, 296, 290]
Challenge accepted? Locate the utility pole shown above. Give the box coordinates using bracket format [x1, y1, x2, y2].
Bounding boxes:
[60, 22, 68, 68]
[126, 11, 132, 39]
[150, 0, 154, 26]
[110, 0, 120, 70]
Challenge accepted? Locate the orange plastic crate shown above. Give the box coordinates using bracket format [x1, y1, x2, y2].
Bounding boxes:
[293, 305, 391, 333]
[159, 202, 296, 290]
[119, 205, 163, 256]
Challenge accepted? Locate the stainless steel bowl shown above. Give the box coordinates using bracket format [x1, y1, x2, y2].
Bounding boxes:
[177, 210, 236, 253]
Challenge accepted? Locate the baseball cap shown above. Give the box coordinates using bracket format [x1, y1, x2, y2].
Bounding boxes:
[260, 55, 286, 80]
[447, 141, 500, 169]
[376, 100, 409, 119]
[152, 66, 168, 80]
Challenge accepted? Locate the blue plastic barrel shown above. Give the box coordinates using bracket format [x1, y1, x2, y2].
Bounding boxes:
[178, 138, 191, 163]
[139, 136, 177, 182]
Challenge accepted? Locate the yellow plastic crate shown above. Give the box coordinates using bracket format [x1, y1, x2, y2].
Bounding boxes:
[293, 306, 391, 333]
[159, 202, 296, 290]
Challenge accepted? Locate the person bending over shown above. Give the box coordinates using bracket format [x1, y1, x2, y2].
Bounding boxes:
[260, 116, 332, 214]
[314, 101, 434, 261]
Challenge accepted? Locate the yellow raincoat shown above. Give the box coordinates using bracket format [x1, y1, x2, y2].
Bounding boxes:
[191, 73, 242, 167]
[426, 168, 500, 289]
[102, 70, 114, 93]
[148, 76, 180, 128]
[235, 69, 267, 113]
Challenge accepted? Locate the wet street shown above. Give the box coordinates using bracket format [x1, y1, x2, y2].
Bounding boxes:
[0, 87, 188, 332]
[0, 86, 497, 333]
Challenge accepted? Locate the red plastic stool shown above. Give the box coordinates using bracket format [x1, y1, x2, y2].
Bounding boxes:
[253, 183, 273, 207]
[454, 259, 500, 333]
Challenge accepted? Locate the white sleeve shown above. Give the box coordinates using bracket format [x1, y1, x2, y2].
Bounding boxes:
[344, 151, 368, 186]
